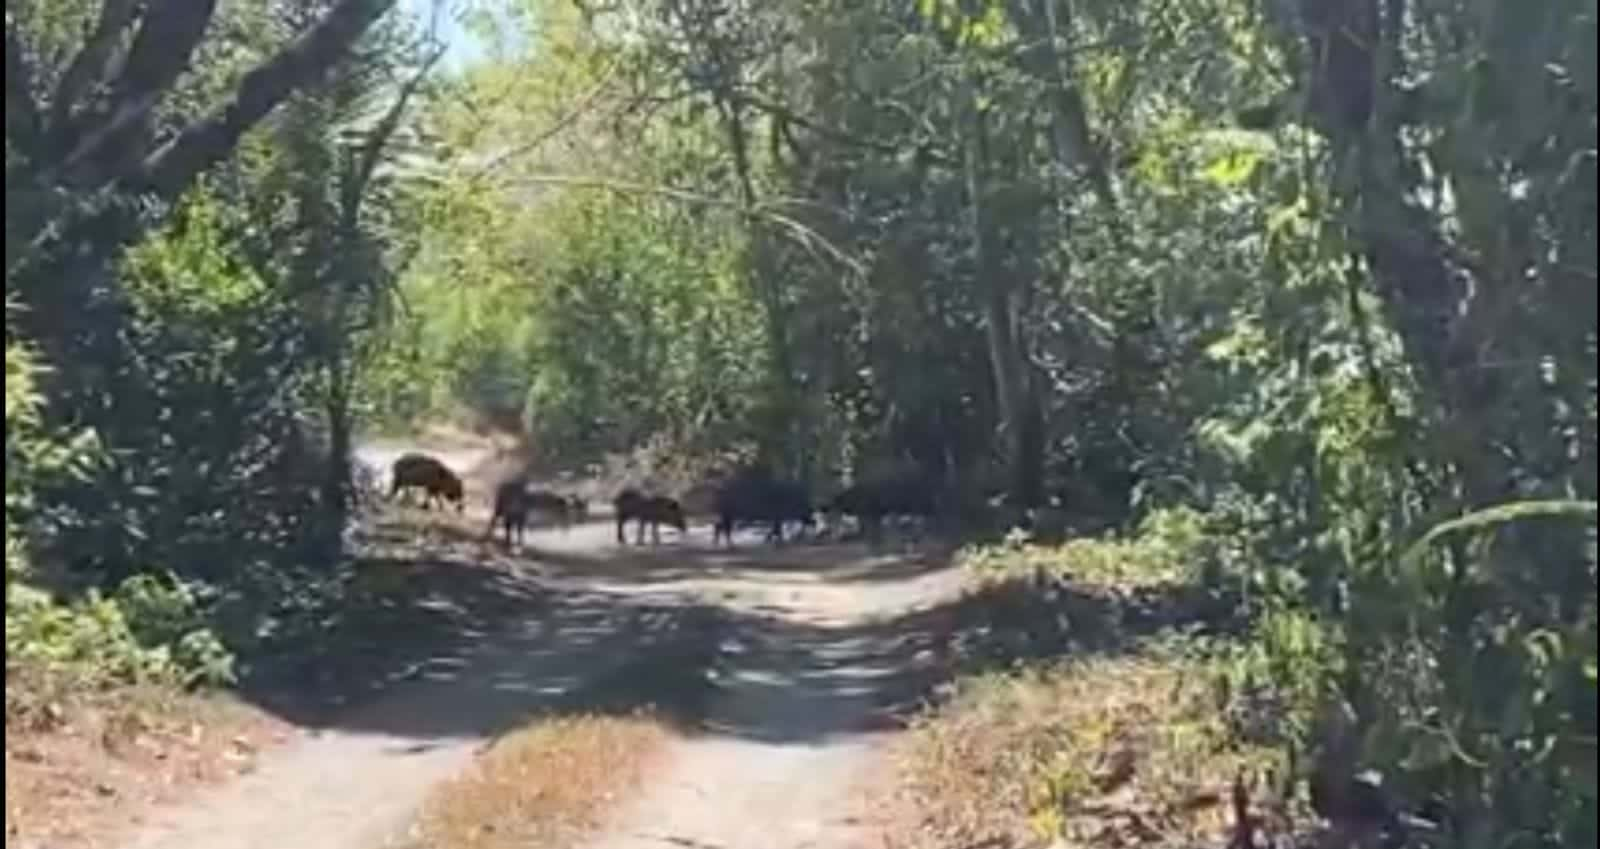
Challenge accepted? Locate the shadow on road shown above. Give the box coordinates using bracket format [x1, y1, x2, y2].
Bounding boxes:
[229, 503, 1217, 752]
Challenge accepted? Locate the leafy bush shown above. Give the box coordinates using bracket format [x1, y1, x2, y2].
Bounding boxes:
[6, 331, 235, 728]
[961, 506, 1217, 588]
[113, 573, 236, 687]
[1214, 606, 1340, 748]
[5, 573, 235, 726]
[4, 317, 100, 552]
[5, 0, 428, 740]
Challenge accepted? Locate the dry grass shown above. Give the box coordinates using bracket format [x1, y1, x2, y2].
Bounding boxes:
[858, 524, 1258, 849]
[382, 711, 676, 849]
[875, 650, 1285, 849]
[4, 685, 294, 849]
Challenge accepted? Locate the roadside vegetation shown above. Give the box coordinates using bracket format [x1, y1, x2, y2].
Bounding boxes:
[876, 514, 1294, 846]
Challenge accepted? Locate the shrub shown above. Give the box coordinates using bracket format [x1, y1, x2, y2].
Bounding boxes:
[6, 331, 235, 729]
[960, 505, 1217, 587]
[5, 572, 236, 721]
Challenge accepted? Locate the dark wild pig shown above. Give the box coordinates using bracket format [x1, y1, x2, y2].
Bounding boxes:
[712, 473, 816, 546]
[822, 477, 938, 541]
[614, 488, 688, 545]
[390, 453, 465, 512]
[487, 479, 532, 546]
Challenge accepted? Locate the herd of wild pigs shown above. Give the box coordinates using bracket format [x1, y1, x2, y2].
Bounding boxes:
[385, 451, 939, 547]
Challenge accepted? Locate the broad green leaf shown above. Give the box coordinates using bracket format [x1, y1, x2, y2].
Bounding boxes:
[1200, 149, 1264, 187]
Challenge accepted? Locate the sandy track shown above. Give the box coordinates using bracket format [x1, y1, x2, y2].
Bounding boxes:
[119, 597, 630, 849]
[113, 439, 587, 849]
[114, 438, 962, 849]
[571, 545, 963, 849]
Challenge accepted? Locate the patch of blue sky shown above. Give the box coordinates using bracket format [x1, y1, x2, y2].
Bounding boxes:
[398, 0, 530, 71]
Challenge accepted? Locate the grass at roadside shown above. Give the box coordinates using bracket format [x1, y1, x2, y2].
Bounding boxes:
[865, 509, 1309, 848]
[382, 711, 675, 849]
[380, 602, 724, 849]
[877, 646, 1286, 848]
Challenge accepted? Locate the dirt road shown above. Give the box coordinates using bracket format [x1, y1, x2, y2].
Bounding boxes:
[115, 439, 963, 849]
[572, 545, 960, 849]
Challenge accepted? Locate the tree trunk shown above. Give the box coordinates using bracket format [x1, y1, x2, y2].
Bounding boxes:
[965, 93, 1043, 508]
[1294, 0, 1513, 507]
[314, 46, 441, 544]
[1014, 0, 1120, 216]
[718, 97, 799, 471]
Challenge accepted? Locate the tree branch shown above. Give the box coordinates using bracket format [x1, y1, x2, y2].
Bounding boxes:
[5, 20, 42, 157]
[8, 0, 397, 281]
[1020, 0, 1121, 216]
[57, 0, 221, 182]
[344, 45, 447, 221]
[464, 57, 623, 180]
[133, 0, 397, 200]
[48, 0, 142, 142]
[730, 90, 956, 168]
[109, 0, 220, 107]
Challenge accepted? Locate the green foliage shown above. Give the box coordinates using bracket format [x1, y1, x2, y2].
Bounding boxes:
[4, 318, 100, 546]
[961, 506, 1216, 588]
[6, 336, 233, 724]
[364, 16, 770, 464]
[6, 2, 434, 730]
[6, 574, 235, 695]
[112, 574, 236, 686]
[522, 191, 765, 459]
[30, 189, 327, 584]
[1216, 606, 1342, 749]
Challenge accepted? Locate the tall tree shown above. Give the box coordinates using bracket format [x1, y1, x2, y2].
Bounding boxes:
[6, 0, 400, 367]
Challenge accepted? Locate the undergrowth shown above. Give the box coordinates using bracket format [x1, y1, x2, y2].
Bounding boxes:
[884, 507, 1324, 848]
[6, 332, 236, 729]
[5, 574, 236, 728]
[888, 646, 1292, 848]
